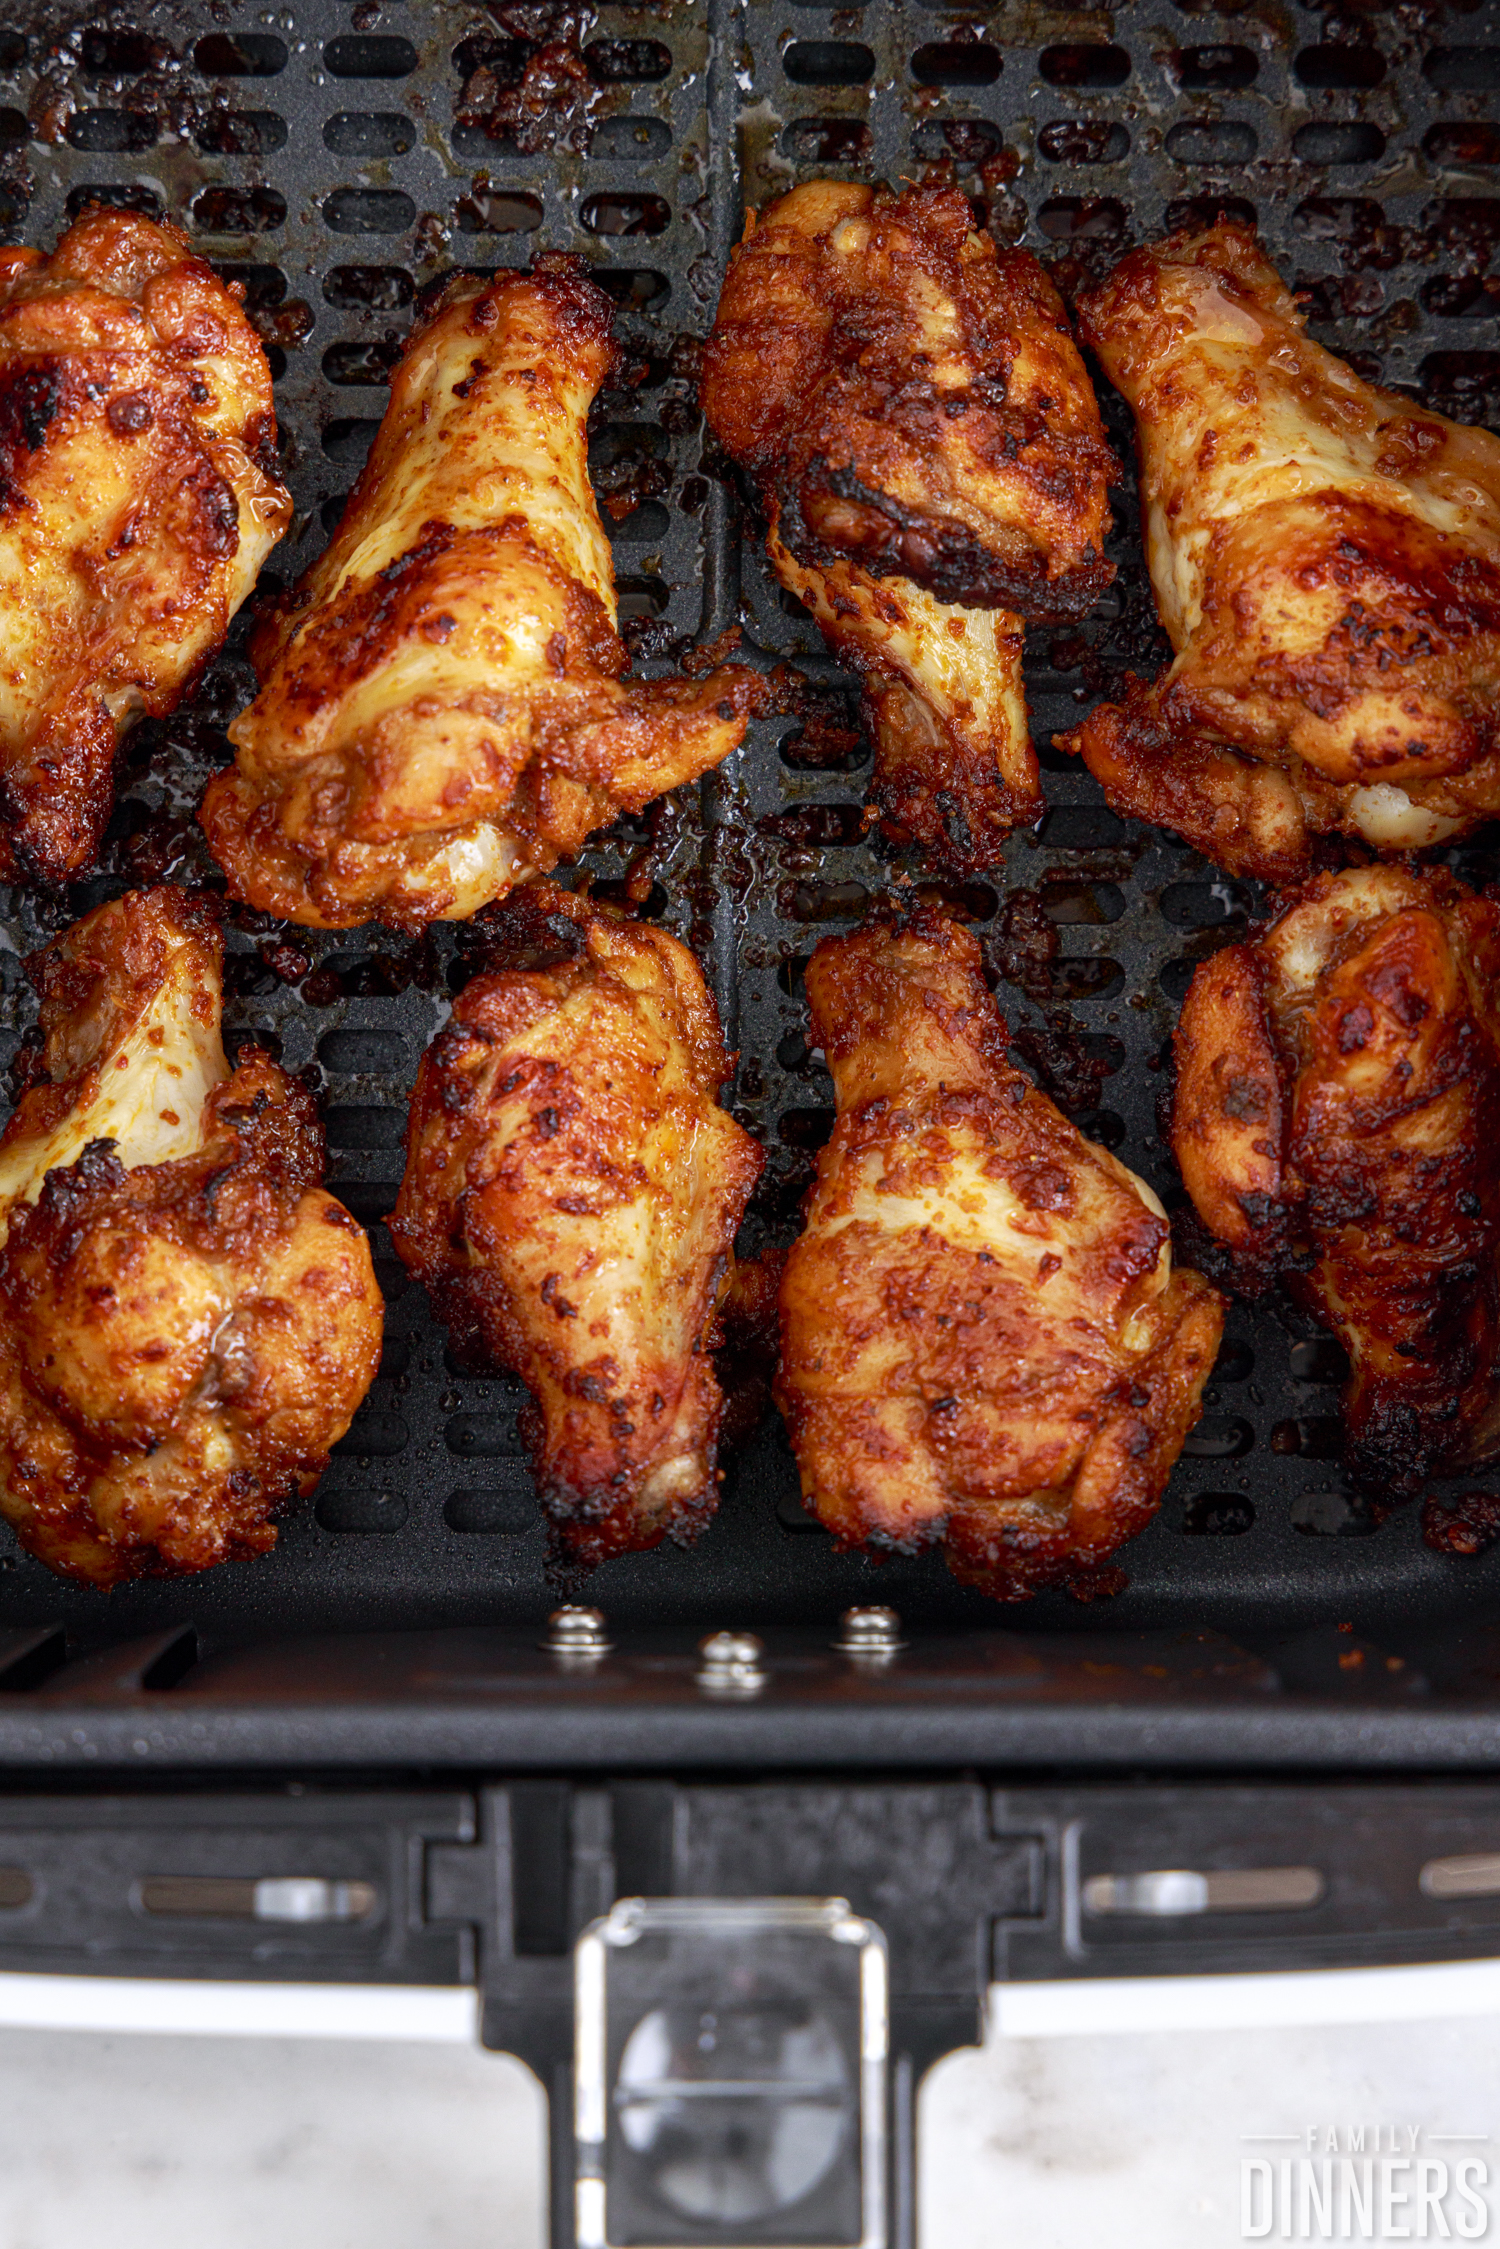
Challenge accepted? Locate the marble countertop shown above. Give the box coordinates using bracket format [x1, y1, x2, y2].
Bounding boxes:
[0, 1970, 1494, 2247]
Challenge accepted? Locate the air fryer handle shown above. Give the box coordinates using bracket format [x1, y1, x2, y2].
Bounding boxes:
[508, 2007, 972, 2249]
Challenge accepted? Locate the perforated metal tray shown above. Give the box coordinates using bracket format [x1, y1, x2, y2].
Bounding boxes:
[0, 0, 1495, 1713]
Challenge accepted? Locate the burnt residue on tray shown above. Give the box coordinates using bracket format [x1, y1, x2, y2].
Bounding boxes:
[456, 5, 598, 156]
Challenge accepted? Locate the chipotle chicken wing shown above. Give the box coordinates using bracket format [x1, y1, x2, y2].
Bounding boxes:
[202, 257, 761, 932]
[1059, 222, 1500, 878]
[390, 881, 763, 1566]
[0, 209, 290, 886]
[776, 907, 1223, 1599]
[1173, 865, 1500, 1495]
[0, 887, 382, 1586]
[701, 181, 1116, 872]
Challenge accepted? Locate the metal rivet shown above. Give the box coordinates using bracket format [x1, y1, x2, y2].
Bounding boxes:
[835, 1606, 905, 1660]
[696, 1629, 766, 1697]
[543, 1606, 612, 1662]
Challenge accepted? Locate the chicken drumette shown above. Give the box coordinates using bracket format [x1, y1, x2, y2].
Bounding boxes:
[1059, 221, 1500, 879]
[0, 887, 383, 1585]
[0, 209, 290, 886]
[1173, 865, 1500, 1496]
[776, 907, 1223, 1599]
[701, 181, 1116, 872]
[203, 256, 762, 931]
[390, 881, 763, 1566]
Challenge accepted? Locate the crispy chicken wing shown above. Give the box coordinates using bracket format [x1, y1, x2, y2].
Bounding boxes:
[0, 887, 382, 1585]
[701, 181, 1115, 871]
[1059, 222, 1500, 878]
[1173, 865, 1500, 1495]
[0, 210, 290, 886]
[776, 907, 1223, 1598]
[390, 881, 763, 1566]
[202, 256, 761, 932]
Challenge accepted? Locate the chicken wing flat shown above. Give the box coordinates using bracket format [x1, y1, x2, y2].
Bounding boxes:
[701, 181, 1115, 871]
[0, 209, 290, 886]
[1173, 865, 1500, 1496]
[0, 886, 382, 1585]
[202, 256, 762, 931]
[1058, 222, 1500, 879]
[390, 881, 763, 1567]
[776, 907, 1223, 1599]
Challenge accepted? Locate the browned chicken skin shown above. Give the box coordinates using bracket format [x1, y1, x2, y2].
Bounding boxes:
[0, 887, 383, 1585]
[701, 182, 1115, 872]
[203, 256, 761, 932]
[1059, 222, 1500, 879]
[0, 210, 290, 886]
[390, 882, 763, 1567]
[776, 908, 1223, 1599]
[1174, 865, 1500, 1497]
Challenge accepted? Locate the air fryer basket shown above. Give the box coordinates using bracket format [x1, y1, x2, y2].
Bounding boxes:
[0, 0, 1492, 1766]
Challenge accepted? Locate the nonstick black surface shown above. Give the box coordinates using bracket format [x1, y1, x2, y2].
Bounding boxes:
[0, 0, 1496, 1655]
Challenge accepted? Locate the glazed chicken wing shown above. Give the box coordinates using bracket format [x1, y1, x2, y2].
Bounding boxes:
[390, 881, 763, 1566]
[702, 182, 1115, 871]
[0, 887, 382, 1585]
[1059, 222, 1500, 879]
[203, 256, 762, 931]
[776, 907, 1223, 1598]
[0, 210, 290, 886]
[1173, 865, 1500, 1495]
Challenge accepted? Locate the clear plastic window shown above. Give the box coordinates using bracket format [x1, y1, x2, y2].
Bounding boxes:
[574, 1897, 888, 2249]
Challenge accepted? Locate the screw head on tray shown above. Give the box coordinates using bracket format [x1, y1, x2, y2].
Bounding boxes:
[696, 1630, 767, 1697]
[542, 1606, 613, 1662]
[836, 1607, 906, 1660]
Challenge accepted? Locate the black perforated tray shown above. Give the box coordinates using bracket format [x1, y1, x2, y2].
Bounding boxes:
[0, 0, 1496, 1721]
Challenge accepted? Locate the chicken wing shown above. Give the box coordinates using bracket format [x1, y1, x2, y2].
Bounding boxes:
[0, 886, 383, 1585]
[1173, 864, 1500, 1496]
[701, 181, 1115, 872]
[776, 907, 1223, 1599]
[390, 880, 763, 1566]
[0, 209, 290, 886]
[1058, 221, 1500, 879]
[202, 256, 762, 932]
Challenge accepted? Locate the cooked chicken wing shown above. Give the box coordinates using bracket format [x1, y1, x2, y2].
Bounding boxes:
[0, 887, 382, 1585]
[202, 256, 762, 932]
[1059, 222, 1500, 878]
[701, 181, 1116, 871]
[767, 535, 1031, 876]
[0, 209, 290, 887]
[776, 907, 1223, 1599]
[390, 880, 763, 1566]
[1173, 865, 1500, 1495]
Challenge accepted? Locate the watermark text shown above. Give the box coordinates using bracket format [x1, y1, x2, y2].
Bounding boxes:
[1241, 2127, 1491, 2239]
